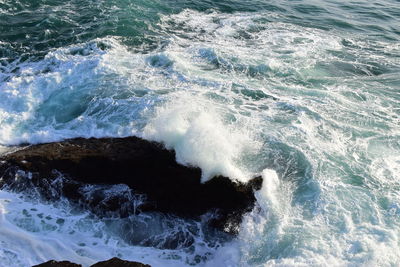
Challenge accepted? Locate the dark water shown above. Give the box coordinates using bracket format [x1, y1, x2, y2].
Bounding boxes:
[1, 0, 399, 60]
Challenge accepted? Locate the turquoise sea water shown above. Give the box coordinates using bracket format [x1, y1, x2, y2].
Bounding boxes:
[0, 0, 399, 266]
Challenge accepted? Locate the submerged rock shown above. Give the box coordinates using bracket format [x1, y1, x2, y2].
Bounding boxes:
[33, 260, 82, 267]
[0, 136, 262, 233]
[32, 258, 151, 267]
[91, 257, 151, 267]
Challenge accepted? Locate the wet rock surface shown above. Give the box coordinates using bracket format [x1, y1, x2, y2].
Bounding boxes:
[0, 136, 262, 233]
[91, 257, 151, 267]
[32, 257, 151, 267]
[32, 260, 82, 267]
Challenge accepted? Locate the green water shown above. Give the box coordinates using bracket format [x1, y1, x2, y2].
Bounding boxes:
[0, 0, 399, 266]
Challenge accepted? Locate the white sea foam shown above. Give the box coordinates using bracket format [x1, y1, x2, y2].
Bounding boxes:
[259, 169, 281, 210]
[142, 94, 258, 182]
[0, 190, 240, 267]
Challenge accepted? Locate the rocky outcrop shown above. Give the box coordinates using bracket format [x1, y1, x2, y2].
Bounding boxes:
[91, 257, 151, 267]
[32, 260, 82, 267]
[32, 257, 151, 267]
[0, 136, 262, 233]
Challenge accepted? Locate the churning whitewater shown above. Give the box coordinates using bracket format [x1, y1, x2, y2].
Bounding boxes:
[1, 0, 400, 266]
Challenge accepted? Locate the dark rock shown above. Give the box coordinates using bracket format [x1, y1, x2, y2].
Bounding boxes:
[0, 136, 262, 233]
[32, 260, 82, 267]
[32, 258, 150, 267]
[90, 257, 151, 267]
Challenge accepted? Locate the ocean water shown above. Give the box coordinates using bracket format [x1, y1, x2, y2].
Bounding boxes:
[0, 0, 400, 266]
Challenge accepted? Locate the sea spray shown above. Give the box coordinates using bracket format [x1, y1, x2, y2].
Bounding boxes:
[259, 169, 281, 210]
[142, 94, 259, 183]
